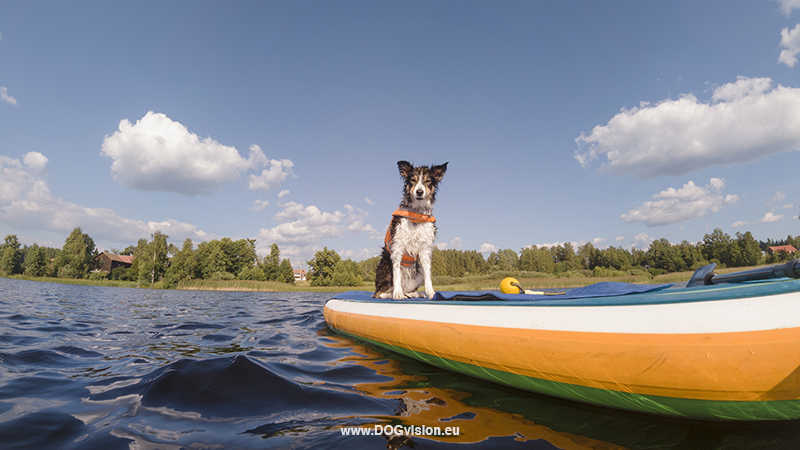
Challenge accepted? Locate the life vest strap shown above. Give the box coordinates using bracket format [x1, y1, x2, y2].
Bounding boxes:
[383, 209, 435, 266]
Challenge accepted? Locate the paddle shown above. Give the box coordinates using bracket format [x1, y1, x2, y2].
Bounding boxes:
[687, 259, 800, 287]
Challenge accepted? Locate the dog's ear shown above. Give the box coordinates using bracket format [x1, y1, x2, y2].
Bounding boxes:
[397, 161, 413, 178]
[431, 162, 448, 181]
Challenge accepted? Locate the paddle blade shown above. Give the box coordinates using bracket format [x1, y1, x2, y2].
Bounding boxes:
[688, 263, 717, 287]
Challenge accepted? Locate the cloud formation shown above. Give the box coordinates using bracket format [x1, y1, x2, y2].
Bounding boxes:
[1, 86, 18, 106]
[0, 151, 212, 245]
[780, 24, 800, 67]
[247, 157, 296, 192]
[621, 178, 738, 226]
[257, 201, 378, 263]
[776, 0, 800, 17]
[575, 77, 800, 179]
[101, 112, 292, 195]
[732, 212, 785, 228]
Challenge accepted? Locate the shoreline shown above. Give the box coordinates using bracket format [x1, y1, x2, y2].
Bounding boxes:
[3, 265, 764, 292]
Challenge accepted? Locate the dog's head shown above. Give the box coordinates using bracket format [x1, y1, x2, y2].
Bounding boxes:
[397, 160, 448, 211]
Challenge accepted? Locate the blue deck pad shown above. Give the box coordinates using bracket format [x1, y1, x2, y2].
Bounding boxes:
[334, 281, 674, 302]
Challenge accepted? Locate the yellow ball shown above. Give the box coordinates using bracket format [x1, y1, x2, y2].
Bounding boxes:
[500, 277, 523, 294]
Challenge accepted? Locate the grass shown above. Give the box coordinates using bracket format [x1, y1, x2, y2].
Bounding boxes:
[3, 264, 769, 293]
[8, 275, 138, 289]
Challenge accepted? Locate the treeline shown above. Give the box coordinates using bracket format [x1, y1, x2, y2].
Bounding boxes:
[356, 229, 800, 280]
[0, 227, 294, 288]
[3, 226, 799, 288]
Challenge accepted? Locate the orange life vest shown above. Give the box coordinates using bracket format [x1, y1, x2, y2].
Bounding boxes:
[383, 209, 436, 267]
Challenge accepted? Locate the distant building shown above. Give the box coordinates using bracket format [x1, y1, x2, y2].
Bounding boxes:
[767, 245, 798, 255]
[293, 269, 306, 282]
[95, 252, 135, 272]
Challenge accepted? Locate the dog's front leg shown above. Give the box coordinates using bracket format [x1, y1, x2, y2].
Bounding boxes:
[420, 249, 435, 299]
[391, 253, 406, 299]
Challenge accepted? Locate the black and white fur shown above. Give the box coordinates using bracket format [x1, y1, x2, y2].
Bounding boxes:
[374, 160, 447, 299]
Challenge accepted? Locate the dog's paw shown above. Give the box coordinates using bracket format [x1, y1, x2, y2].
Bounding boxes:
[425, 290, 435, 299]
[392, 290, 406, 300]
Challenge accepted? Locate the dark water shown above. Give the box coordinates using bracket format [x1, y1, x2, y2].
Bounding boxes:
[1, 278, 799, 449]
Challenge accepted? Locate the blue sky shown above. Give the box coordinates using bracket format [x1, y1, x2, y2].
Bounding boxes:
[2, 1, 800, 268]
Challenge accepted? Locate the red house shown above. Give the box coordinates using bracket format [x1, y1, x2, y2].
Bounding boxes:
[95, 252, 135, 272]
[767, 245, 797, 255]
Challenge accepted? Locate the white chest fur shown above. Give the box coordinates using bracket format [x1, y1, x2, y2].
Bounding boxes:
[392, 219, 436, 257]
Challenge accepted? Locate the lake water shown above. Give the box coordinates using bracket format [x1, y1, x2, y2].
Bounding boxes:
[1, 277, 799, 449]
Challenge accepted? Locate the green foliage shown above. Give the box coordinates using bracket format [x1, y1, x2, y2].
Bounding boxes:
[358, 256, 381, 282]
[134, 231, 170, 286]
[54, 227, 96, 279]
[238, 266, 266, 281]
[331, 259, 364, 286]
[209, 271, 236, 281]
[23, 243, 49, 277]
[277, 259, 295, 284]
[109, 266, 134, 281]
[487, 249, 519, 271]
[257, 243, 294, 283]
[89, 271, 108, 281]
[261, 243, 281, 281]
[165, 239, 197, 285]
[307, 247, 340, 286]
[432, 248, 489, 277]
[1, 235, 24, 275]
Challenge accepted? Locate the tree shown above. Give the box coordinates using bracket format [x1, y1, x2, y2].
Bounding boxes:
[1, 235, 23, 275]
[229, 238, 258, 277]
[261, 243, 281, 281]
[165, 238, 197, 285]
[736, 231, 761, 267]
[24, 243, 48, 277]
[54, 227, 96, 278]
[307, 247, 341, 286]
[277, 259, 295, 284]
[518, 246, 555, 273]
[135, 231, 169, 286]
[702, 228, 733, 267]
[646, 238, 685, 273]
[488, 249, 519, 271]
[331, 258, 364, 286]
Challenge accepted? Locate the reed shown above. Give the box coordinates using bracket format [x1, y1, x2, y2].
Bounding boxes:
[9, 275, 138, 289]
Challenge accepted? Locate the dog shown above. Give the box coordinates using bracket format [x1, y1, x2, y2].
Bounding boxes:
[373, 160, 447, 299]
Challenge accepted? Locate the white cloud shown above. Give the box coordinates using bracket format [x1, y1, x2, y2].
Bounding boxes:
[101, 112, 286, 195]
[1, 86, 18, 107]
[575, 77, 800, 179]
[615, 236, 625, 242]
[249, 199, 269, 212]
[766, 191, 787, 208]
[591, 237, 607, 248]
[732, 212, 785, 228]
[776, 0, 800, 17]
[632, 232, 654, 249]
[621, 178, 738, 226]
[479, 243, 498, 254]
[759, 212, 784, 223]
[365, 197, 373, 205]
[247, 158, 296, 192]
[780, 24, 800, 67]
[0, 151, 212, 245]
[257, 201, 378, 263]
[278, 189, 290, 199]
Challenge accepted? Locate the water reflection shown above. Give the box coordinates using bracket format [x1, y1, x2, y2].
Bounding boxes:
[322, 326, 800, 450]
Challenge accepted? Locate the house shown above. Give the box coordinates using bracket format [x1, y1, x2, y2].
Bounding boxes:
[767, 245, 797, 255]
[95, 252, 135, 272]
[293, 269, 306, 282]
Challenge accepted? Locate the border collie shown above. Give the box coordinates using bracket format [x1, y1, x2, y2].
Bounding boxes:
[373, 160, 448, 299]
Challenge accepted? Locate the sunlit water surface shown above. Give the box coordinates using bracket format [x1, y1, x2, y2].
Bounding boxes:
[1, 278, 799, 449]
